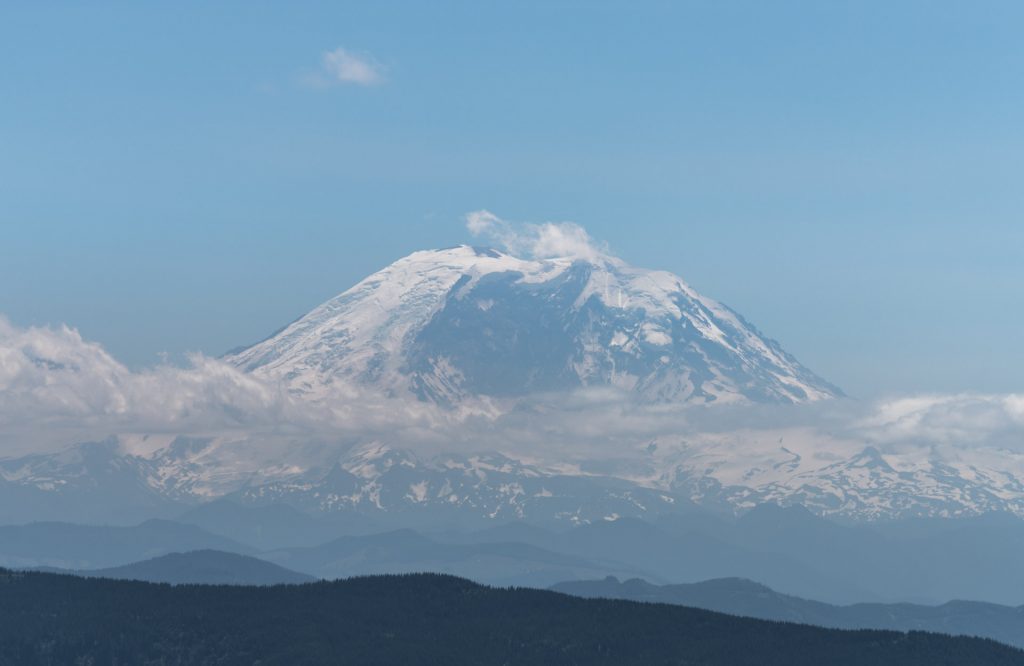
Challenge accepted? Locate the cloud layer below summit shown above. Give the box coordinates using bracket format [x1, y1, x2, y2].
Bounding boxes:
[1, 316, 1022, 461]
[0, 317, 437, 454]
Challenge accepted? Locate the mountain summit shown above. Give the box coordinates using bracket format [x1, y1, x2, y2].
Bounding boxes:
[226, 245, 840, 406]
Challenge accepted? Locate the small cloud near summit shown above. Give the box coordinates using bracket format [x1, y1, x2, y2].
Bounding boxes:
[464, 210, 608, 262]
[304, 47, 385, 88]
[465, 210, 502, 236]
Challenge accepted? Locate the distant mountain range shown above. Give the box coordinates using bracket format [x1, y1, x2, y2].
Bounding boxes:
[552, 576, 1024, 650]
[1, 570, 1019, 665]
[4, 431, 1024, 527]
[5, 505, 1024, 606]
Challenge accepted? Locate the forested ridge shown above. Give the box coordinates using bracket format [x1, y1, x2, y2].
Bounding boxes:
[0, 569, 1020, 665]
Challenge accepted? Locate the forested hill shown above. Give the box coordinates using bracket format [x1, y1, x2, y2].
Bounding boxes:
[0, 570, 1020, 666]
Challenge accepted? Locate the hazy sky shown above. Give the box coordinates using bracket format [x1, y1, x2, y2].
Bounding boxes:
[3, 1, 1023, 399]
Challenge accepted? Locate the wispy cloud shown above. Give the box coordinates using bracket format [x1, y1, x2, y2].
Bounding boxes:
[464, 210, 609, 262]
[857, 393, 1024, 448]
[304, 47, 385, 88]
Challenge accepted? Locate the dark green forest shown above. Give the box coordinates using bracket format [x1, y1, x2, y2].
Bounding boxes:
[0, 569, 1020, 665]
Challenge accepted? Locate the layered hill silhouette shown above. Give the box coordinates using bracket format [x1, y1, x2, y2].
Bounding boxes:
[553, 576, 1024, 650]
[68, 550, 313, 586]
[7, 506, 1024, 605]
[0, 570, 1019, 665]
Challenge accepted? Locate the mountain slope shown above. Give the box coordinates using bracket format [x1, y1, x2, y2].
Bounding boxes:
[84, 550, 314, 585]
[552, 576, 1024, 650]
[0, 571, 1019, 665]
[226, 246, 840, 406]
[0, 438, 182, 525]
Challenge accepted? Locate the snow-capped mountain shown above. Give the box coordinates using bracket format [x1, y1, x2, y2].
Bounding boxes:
[226, 246, 841, 407]
[6, 244, 1023, 526]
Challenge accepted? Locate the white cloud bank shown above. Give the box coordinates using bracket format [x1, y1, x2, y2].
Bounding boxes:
[465, 210, 609, 262]
[1, 316, 1023, 462]
[0, 318, 286, 440]
[0, 317, 437, 455]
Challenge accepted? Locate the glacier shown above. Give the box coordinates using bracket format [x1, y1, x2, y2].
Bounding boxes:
[225, 245, 841, 407]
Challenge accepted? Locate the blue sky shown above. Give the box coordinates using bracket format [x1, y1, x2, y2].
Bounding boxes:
[3, 0, 1023, 398]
